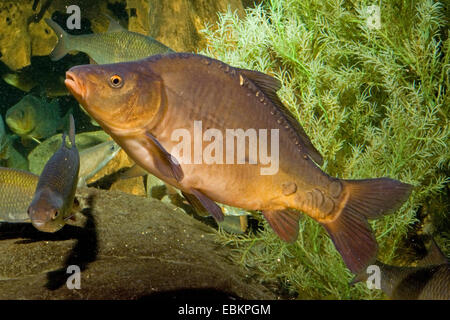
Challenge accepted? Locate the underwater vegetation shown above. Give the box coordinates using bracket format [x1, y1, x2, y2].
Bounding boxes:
[200, 0, 449, 299]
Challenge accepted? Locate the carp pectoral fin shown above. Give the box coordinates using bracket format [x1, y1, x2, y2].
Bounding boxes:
[262, 209, 301, 243]
[183, 189, 224, 222]
[145, 132, 183, 182]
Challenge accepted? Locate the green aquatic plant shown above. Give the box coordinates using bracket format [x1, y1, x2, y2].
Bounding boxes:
[200, 0, 448, 299]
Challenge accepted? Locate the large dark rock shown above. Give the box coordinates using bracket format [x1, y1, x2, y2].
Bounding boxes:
[0, 188, 276, 299]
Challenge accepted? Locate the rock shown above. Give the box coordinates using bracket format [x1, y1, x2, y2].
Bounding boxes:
[146, 172, 167, 199]
[143, 0, 245, 52]
[6, 144, 28, 171]
[0, 0, 244, 71]
[0, 1, 56, 71]
[0, 188, 276, 299]
[87, 148, 134, 184]
[110, 176, 146, 196]
[0, 1, 33, 71]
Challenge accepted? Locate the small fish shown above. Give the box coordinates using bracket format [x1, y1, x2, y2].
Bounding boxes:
[2, 72, 69, 97]
[0, 167, 38, 222]
[45, 16, 174, 65]
[28, 115, 80, 232]
[5, 94, 67, 144]
[78, 140, 121, 187]
[0, 115, 8, 160]
[0, 118, 29, 171]
[65, 53, 412, 274]
[352, 239, 450, 300]
[2, 72, 37, 92]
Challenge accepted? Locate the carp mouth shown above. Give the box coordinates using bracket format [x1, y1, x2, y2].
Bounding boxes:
[65, 71, 86, 103]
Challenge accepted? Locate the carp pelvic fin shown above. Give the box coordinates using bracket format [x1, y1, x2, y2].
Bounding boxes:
[262, 209, 302, 243]
[181, 191, 209, 217]
[321, 177, 413, 274]
[184, 189, 224, 222]
[145, 132, 184, 182]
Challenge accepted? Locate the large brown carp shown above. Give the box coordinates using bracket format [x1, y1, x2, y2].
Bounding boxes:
[64, 53, 412, 274]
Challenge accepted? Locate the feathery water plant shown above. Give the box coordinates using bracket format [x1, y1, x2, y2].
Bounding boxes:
[200, 0, 448, 299]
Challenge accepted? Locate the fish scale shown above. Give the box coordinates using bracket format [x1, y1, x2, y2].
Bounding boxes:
[0, 168, 38, 222]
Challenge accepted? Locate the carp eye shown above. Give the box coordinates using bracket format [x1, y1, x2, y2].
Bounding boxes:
[109, 74, 123, 88]
[52, 210, 60, 220]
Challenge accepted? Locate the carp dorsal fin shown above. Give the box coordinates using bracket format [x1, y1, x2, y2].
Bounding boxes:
[418, 238, 449, 267]
[238, 69, 282, 92]
[67, 114, 76, 149]
[239, 68, 324, 166]
[104, 14, 126, 33]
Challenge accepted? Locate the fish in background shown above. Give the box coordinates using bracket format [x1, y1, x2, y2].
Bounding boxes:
[2, 72, 37, 93]
[0, 115, 29, 171]
[77, 140, 121, 187]
[65, 53, 413, 274]
[45, 16, 174, 65]
[2, 71, 70, 98]
[352, 238, 450, 300]
[5, 94, 69, 145]
[28, 115, 79, 233]
[0, 115, 8, 159]
[0, 140, 119, 223]
[0, 167, 38, 222]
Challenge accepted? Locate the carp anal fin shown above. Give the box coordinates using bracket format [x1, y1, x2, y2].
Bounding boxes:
[262, 209, 301, 243]
[239, 69, 324, 166]
[145, 132, 183, 182]
[183, 189, 224, 222]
